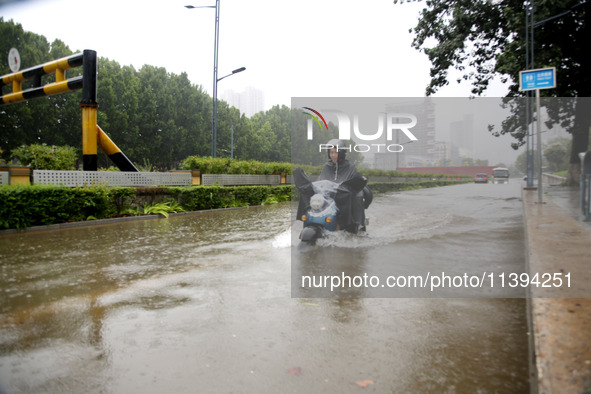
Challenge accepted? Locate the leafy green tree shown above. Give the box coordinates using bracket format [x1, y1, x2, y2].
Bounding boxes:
[544, 143, 567, 172]
[411, 0, 591, 184]
[544, 137, 570, 172]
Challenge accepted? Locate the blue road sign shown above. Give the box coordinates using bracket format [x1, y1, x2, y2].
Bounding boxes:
[519, 67, 556, 91]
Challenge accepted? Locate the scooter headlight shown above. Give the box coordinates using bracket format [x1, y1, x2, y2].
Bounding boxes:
[310, 194, 324, 210]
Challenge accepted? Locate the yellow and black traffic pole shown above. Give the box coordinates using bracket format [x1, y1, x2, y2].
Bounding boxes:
[1, 49, 138, 172]
[80, 50, 98, 171]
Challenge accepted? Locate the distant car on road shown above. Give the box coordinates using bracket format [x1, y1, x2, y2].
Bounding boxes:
[474, 173, 489, 183]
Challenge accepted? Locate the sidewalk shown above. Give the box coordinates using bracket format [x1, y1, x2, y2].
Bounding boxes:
[522, 186, 591, 393]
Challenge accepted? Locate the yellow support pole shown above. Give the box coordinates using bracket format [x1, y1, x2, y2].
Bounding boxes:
[81, 104, 98, 171]
[11, 80, 21, 94]
[55, 68, 65, 82]
[81, 50, 98, 171]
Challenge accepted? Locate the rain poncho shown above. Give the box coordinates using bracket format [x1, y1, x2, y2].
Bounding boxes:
[295, 160, 368, 233]
[318, 158, 359, 184]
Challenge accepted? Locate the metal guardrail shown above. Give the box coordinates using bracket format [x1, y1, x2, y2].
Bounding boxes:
[33, 170, 192, 187]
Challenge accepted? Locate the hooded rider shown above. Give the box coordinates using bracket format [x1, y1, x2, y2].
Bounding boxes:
[318, 139, 368, 232]
[318, 139, 360, 183]
[294, 139, 371, 233]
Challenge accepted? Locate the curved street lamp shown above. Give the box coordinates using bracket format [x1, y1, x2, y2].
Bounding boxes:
[218, 67, 246, 83]
[214, 66, 245, 158]
[185, 2, 245, 158]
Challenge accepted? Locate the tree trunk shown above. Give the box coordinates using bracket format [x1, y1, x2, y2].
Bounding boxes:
[566, 99, 591, 186]
[567, 162, 581, 186]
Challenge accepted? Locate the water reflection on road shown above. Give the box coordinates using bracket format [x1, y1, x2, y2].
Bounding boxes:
[0, 183, 528, 393]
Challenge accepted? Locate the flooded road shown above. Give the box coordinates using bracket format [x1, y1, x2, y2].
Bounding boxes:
[0, 182, 528, 393]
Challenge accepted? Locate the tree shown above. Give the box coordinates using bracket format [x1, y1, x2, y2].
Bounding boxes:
[0, 18, 66, 159]
[11, 143, 78, 170]
[544, 137, 570, 172]
[411, 0, 591, 184]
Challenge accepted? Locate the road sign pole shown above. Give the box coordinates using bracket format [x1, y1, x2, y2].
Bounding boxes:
[519, 66, 556, 203]
[536, 88, 543, 203]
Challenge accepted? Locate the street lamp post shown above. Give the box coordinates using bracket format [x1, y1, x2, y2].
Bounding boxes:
[211, 0, 220, 158]
[215, 67, 245, 158]
[525, 1, 535, 188]
[185, 2, 245, 158]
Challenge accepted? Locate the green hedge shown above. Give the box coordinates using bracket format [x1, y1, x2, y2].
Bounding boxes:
[180, 156, 292, 175]
[0, 185, 115, 229]
[167, 185, 291, 211]
[178, 156, 472, 179]
[0, 184, 292, 230]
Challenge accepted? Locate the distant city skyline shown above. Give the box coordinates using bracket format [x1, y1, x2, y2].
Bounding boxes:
[221, 86, 265, 118]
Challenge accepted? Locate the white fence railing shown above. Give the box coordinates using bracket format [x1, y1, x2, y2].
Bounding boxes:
[31, 170, 289, 187]
[33, 170, 192, 187]
[202, 174, 281, 186]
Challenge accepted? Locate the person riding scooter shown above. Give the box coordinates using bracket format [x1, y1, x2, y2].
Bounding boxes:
[296, 139, 372, 234]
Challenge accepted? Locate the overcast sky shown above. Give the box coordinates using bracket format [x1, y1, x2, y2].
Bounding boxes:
[1, 0, 510, 109]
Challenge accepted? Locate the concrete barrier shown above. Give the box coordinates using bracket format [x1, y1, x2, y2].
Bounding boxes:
[542, 173, 567, 186]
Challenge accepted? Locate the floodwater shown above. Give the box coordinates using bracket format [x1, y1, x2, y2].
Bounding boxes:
[0, 182, 528, 393]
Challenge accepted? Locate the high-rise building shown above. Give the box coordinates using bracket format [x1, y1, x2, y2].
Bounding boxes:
[221, 86, 265, 118]
[373, 98, 436, 169]
[449, 114, 474, 163]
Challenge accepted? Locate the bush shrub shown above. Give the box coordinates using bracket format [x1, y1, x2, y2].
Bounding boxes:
[0, 185, 114, 229]
[168, 185, 291, 210]
[11, 144, 78, 170]
[0, 184, 292, 230]
[179, 156, 292, 175]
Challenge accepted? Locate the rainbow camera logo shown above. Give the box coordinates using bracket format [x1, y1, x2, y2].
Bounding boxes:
[302, 107, 328, 139]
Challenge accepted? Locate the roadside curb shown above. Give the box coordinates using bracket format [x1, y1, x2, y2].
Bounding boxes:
[522, 188, 591, 393]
